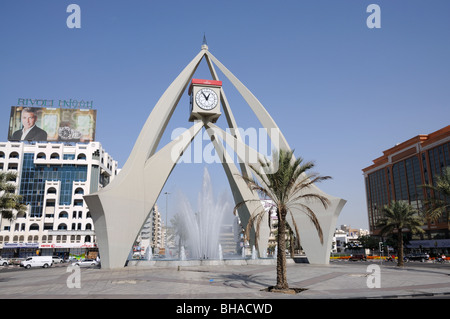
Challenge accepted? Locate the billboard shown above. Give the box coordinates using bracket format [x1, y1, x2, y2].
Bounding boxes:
[8, 106, 97, 142]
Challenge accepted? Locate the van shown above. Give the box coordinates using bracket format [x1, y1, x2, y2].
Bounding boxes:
[20, 256, 53, 269]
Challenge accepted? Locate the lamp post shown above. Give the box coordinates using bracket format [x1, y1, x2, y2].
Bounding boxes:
[164, 192, 171, 255]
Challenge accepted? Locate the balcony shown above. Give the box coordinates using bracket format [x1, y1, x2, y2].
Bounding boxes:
[47, 230, 95, 236]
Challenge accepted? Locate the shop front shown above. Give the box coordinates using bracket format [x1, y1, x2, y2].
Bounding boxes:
[406, 239, 450, 255]
[1, 243, 40, 258]
[39, 242, 98, 261]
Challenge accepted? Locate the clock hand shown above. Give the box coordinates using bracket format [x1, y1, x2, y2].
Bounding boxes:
[205, 93, 210, 101]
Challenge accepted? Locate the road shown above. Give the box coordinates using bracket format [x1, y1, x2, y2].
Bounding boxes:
[0, 261, 98, 273]
[336, 258, 450, 269]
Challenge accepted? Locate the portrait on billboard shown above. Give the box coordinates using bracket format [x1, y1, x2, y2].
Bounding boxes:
[10, 107, 47, 141]
[8, 106, 96, 142]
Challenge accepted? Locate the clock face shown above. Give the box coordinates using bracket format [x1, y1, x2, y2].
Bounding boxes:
[195, 88, 218, 110]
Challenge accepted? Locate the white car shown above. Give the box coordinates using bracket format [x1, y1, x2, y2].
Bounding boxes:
[20, 256, 53, 269]
[73, 259, 98, 267]
[0, 258, 10, 266]
[52, 256, 64, 264]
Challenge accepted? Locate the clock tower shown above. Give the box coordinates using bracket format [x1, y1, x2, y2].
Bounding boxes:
[188, 79, 222, 123]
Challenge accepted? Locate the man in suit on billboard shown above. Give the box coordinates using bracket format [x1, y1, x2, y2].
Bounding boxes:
[11, 107, 47, 141]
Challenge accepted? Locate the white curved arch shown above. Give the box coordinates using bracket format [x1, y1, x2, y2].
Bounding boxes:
[85, 45, 346, 269]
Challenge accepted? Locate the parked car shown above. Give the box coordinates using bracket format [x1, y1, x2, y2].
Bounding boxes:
[72, 259, 98, 267]
[349, 254, 367, 261]
[0, 258, 10, 266]
[20, 256, 53, 269]
[405, 253, 429, 262]
[52, 256, 64, 264]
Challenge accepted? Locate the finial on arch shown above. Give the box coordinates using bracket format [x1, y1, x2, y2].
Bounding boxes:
[202, 33, 208, 50]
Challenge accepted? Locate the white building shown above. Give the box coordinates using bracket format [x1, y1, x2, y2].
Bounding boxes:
[135, 204, 164, 257]
[331, 225, 370, 253]
[0, 141, 118, 259]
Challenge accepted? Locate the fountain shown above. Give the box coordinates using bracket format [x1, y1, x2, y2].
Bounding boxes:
[251, 245, 257, 260]
[180, 246, 187, 261]
[218, 244, 223, 261]
[177, 167, 231, 260]
[145, 246, 153, 261]
[127, 167, 284, 268]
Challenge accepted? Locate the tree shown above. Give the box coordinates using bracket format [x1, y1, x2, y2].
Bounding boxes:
[234, 149, 331, 291]
[376, 201, 424, 267]
[358, 235, 379, 251]
[420, 166, 450, 226]
[0, 171, 27, 223]
[286, 223, 298, 258]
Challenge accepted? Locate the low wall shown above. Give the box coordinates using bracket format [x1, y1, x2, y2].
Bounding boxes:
[127, 257, 304, 268]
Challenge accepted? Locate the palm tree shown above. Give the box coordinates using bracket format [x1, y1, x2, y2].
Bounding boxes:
[420, 166, 450, 226]
[0, 171, 27, 223]
[376, 201, 424, 267]
[234, 149, 331, 291]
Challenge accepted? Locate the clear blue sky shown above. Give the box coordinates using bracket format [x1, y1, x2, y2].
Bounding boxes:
[1, 1, 449, 230]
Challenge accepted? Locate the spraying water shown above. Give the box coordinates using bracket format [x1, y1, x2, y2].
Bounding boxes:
[177, 167, 231, 259]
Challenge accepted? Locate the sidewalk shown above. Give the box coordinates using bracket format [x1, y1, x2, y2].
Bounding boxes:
[1, 261, 449, 299]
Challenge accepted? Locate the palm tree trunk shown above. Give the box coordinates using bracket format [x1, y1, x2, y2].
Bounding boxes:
[289, 231, 295, 258]
[275, 209, 289, 290]
[397, 230, 404, 267]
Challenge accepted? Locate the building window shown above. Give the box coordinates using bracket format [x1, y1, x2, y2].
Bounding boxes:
[59, 211, 68, 218]
[74, 199, 83, 207]
[9, 152, 19, 159]
[19, 153, 88, 217]
[63, 154, 75, 160]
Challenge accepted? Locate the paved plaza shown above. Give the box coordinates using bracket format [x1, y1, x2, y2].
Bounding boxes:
[1, 260, 450, 299]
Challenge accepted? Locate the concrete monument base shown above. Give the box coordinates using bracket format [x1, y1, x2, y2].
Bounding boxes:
[126, 257, 302, 268]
